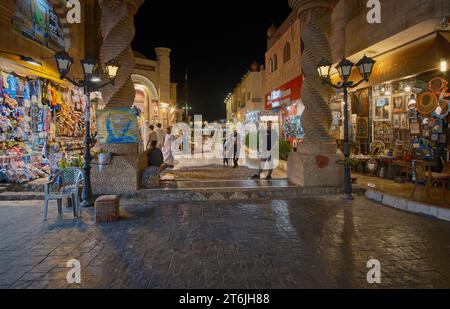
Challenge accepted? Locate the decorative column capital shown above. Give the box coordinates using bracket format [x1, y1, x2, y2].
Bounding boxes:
[288, 0, 338, 18]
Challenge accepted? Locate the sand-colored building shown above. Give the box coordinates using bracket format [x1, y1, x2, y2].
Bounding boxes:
[132, 49, 182, 134]
[264, 12, 304, 145]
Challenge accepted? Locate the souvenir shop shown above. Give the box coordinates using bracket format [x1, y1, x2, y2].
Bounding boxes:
[0, 68, 88, 184]
[336, 72, 450, 178]
[265, 75, 305, 146]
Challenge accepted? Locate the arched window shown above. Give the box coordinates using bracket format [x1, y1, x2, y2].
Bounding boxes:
[269, 58, 274, 73]
[273, 54, 278, 71]
[284, 42, 291, 63]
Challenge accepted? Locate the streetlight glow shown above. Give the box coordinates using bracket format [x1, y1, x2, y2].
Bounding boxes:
[441, 59, 448, 72]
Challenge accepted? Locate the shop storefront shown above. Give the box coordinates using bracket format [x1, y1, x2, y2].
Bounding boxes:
[0, 65, 96, 184]
[265, 75, 304, 145]
[331, 32, 450, 179]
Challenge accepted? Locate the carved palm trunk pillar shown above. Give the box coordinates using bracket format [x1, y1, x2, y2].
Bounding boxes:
[91, 0, 147, 195]
[287, 0, 344, 188]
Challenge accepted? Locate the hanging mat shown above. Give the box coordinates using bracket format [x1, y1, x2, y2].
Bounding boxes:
[417, 91, 438, 115]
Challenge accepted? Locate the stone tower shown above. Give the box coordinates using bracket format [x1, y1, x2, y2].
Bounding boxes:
[155, 47, 171, 105]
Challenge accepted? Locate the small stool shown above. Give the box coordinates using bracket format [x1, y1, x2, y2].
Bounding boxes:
[95, 195, 120, 223]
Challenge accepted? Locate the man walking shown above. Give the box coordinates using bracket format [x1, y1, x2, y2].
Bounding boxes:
[252, 121, 278, 180]
[155, 123, 165, 149]
[147, 125, 158, 149]
[232, 129, 240, 168]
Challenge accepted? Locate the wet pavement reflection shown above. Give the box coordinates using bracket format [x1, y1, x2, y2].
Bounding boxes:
[1, 196, 450, 288]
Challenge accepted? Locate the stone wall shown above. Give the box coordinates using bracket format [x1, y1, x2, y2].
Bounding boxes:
[332, 0, 449, 60]
[0, 0, 85, 79]
[264, 14, 302, 95]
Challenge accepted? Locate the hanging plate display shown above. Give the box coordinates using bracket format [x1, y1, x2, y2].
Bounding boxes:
[417, 91, 438, 115]
[428, 77, 448, 93]
[433, 91, 450, 119]
[412, 80, 428, 94]
[433, 102, 450, 119]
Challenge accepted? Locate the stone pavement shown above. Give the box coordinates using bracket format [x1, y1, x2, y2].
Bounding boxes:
[355, 174, 449, 209]
[1, 196, 450, 289]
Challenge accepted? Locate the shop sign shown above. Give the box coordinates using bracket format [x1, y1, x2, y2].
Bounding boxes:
[13, 0, 65, 51]
[265, 75, 302, 110]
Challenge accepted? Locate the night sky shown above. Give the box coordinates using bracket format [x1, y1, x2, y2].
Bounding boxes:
[132, 0, 292, 122]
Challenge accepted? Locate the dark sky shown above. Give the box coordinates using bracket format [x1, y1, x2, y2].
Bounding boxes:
[132, 0, 292, 122]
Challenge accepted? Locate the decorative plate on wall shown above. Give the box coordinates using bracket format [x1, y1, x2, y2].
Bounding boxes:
[412, 80, 428, 94]
[417, 91, 438, 115]
[428, 77, 448, 93]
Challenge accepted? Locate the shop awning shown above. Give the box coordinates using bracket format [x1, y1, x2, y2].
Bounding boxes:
[0, 54, 71, 88]
[331, 31, 450, 90]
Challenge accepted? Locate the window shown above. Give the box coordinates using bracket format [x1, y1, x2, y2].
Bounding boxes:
[273, 54, 278, 71]
[269, 58, 274, 73]
[284, 42, 291, 63]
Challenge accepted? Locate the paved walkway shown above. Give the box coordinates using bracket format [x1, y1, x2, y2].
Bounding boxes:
[355, 174, 449, 209]
[1, 196, 450, 289]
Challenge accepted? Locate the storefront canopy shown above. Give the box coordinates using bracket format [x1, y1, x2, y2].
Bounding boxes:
[331, 32, 450, 90]
[0, 54, 70, 88]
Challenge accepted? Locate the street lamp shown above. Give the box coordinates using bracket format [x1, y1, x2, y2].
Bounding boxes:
[182, 104, 192, 121]
[317, 55, 376, 199]
[54, 51, 120, 207]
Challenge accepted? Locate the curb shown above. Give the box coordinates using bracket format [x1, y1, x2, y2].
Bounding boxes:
[0, 192, 45, 201]
[127, 186, 343, 202]
[365, 189, 450, 222]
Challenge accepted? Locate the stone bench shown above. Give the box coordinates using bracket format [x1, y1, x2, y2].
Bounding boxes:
[95, 195, 120, 223]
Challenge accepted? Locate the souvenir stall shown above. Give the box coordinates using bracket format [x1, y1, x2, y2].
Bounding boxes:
[279, 101, 305, 145]
[0, 69, 86, 184]
[345, 73, 450, 180]
[265, 76, 304, 147]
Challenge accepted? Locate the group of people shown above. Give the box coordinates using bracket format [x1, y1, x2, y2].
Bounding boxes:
[222, 129, 240, 169]
[146, 123, 175, 170]
[144, 121, 278, 182]
[223, 121, 278, 180]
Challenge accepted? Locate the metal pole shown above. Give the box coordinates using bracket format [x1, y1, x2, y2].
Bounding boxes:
[81, 82, 93, 207]
[342, 82, 353, 199]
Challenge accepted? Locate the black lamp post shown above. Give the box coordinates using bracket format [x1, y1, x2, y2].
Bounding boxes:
[317, 55, 376, 199]
[54, 51, 120, 207]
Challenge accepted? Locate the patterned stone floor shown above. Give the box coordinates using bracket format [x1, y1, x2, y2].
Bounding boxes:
[1, 196, 450, 289]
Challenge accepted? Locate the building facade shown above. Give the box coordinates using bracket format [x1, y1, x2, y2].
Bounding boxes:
[264, 12, 304, 145]
[132, 49, 181, 140]
[0, 0, 94, 184]
[226, 62, 265, 125]
[327, 0, 450, 163]
[237, 62, 265, 124]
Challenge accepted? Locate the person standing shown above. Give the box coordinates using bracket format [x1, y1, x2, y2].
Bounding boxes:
[232, 129, 240, 168]
[162, 127, 175, 167]
[147, 125, 158, 149]
[252, 121, 278, 180]
[155, 123, 165, 149]
[223, 131, 230, 167]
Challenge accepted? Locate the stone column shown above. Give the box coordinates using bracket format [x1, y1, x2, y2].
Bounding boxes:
[91, 0, 147, 195]
[155, 47, 171, 106]
[98, 0, 144, 109]
[287, 0, 344, 188]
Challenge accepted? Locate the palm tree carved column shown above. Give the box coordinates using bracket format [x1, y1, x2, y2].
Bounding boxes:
[287, 0, 344, 188]
[91, 0, 147, 196]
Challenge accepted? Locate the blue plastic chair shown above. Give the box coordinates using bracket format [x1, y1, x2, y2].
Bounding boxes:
[44, 167, 84, 221]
